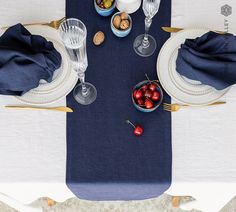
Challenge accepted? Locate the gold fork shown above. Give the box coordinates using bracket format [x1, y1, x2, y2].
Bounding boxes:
[163, 101, 226, 112]
[1, 17, 66, 30]
[5, 105, 73, 113]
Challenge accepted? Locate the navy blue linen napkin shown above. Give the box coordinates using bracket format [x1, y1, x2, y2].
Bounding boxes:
[0, 24, 61, 96]
[176, 31, 236, 90]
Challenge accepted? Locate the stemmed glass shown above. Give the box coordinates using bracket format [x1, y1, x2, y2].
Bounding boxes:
[133, 0, 161, 57]
[59, 18, 97, 105]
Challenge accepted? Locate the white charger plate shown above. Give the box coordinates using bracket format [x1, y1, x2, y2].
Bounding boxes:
[157, 28, 231, 106]
[6, 25, 78, 105]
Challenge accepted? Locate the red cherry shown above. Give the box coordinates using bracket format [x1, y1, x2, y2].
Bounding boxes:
[134, 90, 143, 99]
[141, 84, 148, 92]
[134, 125, 143, 136]
[136, 98, 144, 106]
[133, 89, 137, 97]
[144, 90, 153, 98]
[126, 120, 144, 137]
[152, 91, 160, 101]
[149, 83, 157, 91]
[145, 99, 153, 109]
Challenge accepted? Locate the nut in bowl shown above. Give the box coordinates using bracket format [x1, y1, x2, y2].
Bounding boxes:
[111, 12, 132, 37]
[132, 80, 163, 112]
[94, 0, 116, 17]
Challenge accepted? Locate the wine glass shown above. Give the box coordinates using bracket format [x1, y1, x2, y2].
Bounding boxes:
[59, 18, 97, 105]
[133, 0, 161, 57]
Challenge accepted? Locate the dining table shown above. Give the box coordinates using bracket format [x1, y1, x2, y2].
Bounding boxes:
[0, 0, 236, 212]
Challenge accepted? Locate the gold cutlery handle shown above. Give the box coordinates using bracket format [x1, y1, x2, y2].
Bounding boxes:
[162, 27, 183, 33]
[181, 101, 226, 107]
[19, 22, 49, 27]
[1, 22, 48, 30]
[162, 27, 225, 34]
[5, 106, 73, 113]
[208, 101, 226, 106]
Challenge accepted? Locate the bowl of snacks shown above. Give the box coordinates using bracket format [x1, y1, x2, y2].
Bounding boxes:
[94, 0, 116, 17]
[132, 80, 163, 112]
[111, 12, 132, 37]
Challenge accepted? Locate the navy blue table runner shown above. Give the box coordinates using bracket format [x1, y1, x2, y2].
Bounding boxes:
[66, 0, 172, 200]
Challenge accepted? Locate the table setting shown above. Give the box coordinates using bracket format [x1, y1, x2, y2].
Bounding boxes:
[0, 0, 236, 211]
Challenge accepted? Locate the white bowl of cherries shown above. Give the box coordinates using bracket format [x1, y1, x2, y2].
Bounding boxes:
[132, 79, 163, 112]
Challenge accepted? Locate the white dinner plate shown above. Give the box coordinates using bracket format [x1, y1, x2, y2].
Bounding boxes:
[3, 25, 78, 105]
[157, 28, 231, 106]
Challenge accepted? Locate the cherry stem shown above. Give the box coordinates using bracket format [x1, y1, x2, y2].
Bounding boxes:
[145, 73, 151, 83]
[145, 74, 159, 84]
[152, 79, 159, 83]
[126, 120, 136, 128]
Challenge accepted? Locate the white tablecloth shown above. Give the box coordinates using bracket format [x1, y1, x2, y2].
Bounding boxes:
[0, 0, 236, 212]
[167, 0, 236, 211]
[0, 0, 74, 210]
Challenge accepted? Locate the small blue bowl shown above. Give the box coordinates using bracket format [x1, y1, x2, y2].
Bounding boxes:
[111, 12, 132, 37]
[94, 0, 116, 17]
[132, 80, 163, 113]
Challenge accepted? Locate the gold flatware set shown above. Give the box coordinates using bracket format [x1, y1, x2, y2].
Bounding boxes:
[4, 101, 225, 113]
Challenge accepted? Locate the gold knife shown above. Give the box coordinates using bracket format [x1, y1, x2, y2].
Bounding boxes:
[162, 27, 225, 34]
[5, 106, 73, 113]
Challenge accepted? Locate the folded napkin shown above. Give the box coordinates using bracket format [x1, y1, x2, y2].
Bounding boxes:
[0, 23, 61, 96]
[176, 31, 236, 90]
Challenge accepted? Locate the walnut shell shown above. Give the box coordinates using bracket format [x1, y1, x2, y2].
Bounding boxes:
[113, 15, 121, 29]
[120, 20, 130, 30]
[120, 12, 128, 20]
[93, 31, 105, 46]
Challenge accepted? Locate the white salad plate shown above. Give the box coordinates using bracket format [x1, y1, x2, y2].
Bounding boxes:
[157, 28, 230, 106]
[2, 25, 78, 105]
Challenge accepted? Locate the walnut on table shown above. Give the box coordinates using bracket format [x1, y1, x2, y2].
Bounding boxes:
[93, 31, 105, 46]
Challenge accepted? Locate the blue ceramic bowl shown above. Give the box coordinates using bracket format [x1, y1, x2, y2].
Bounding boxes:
[94, 0, 116, 17]
[111, 12, 132, 37]
[132, 80, 163, 113]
